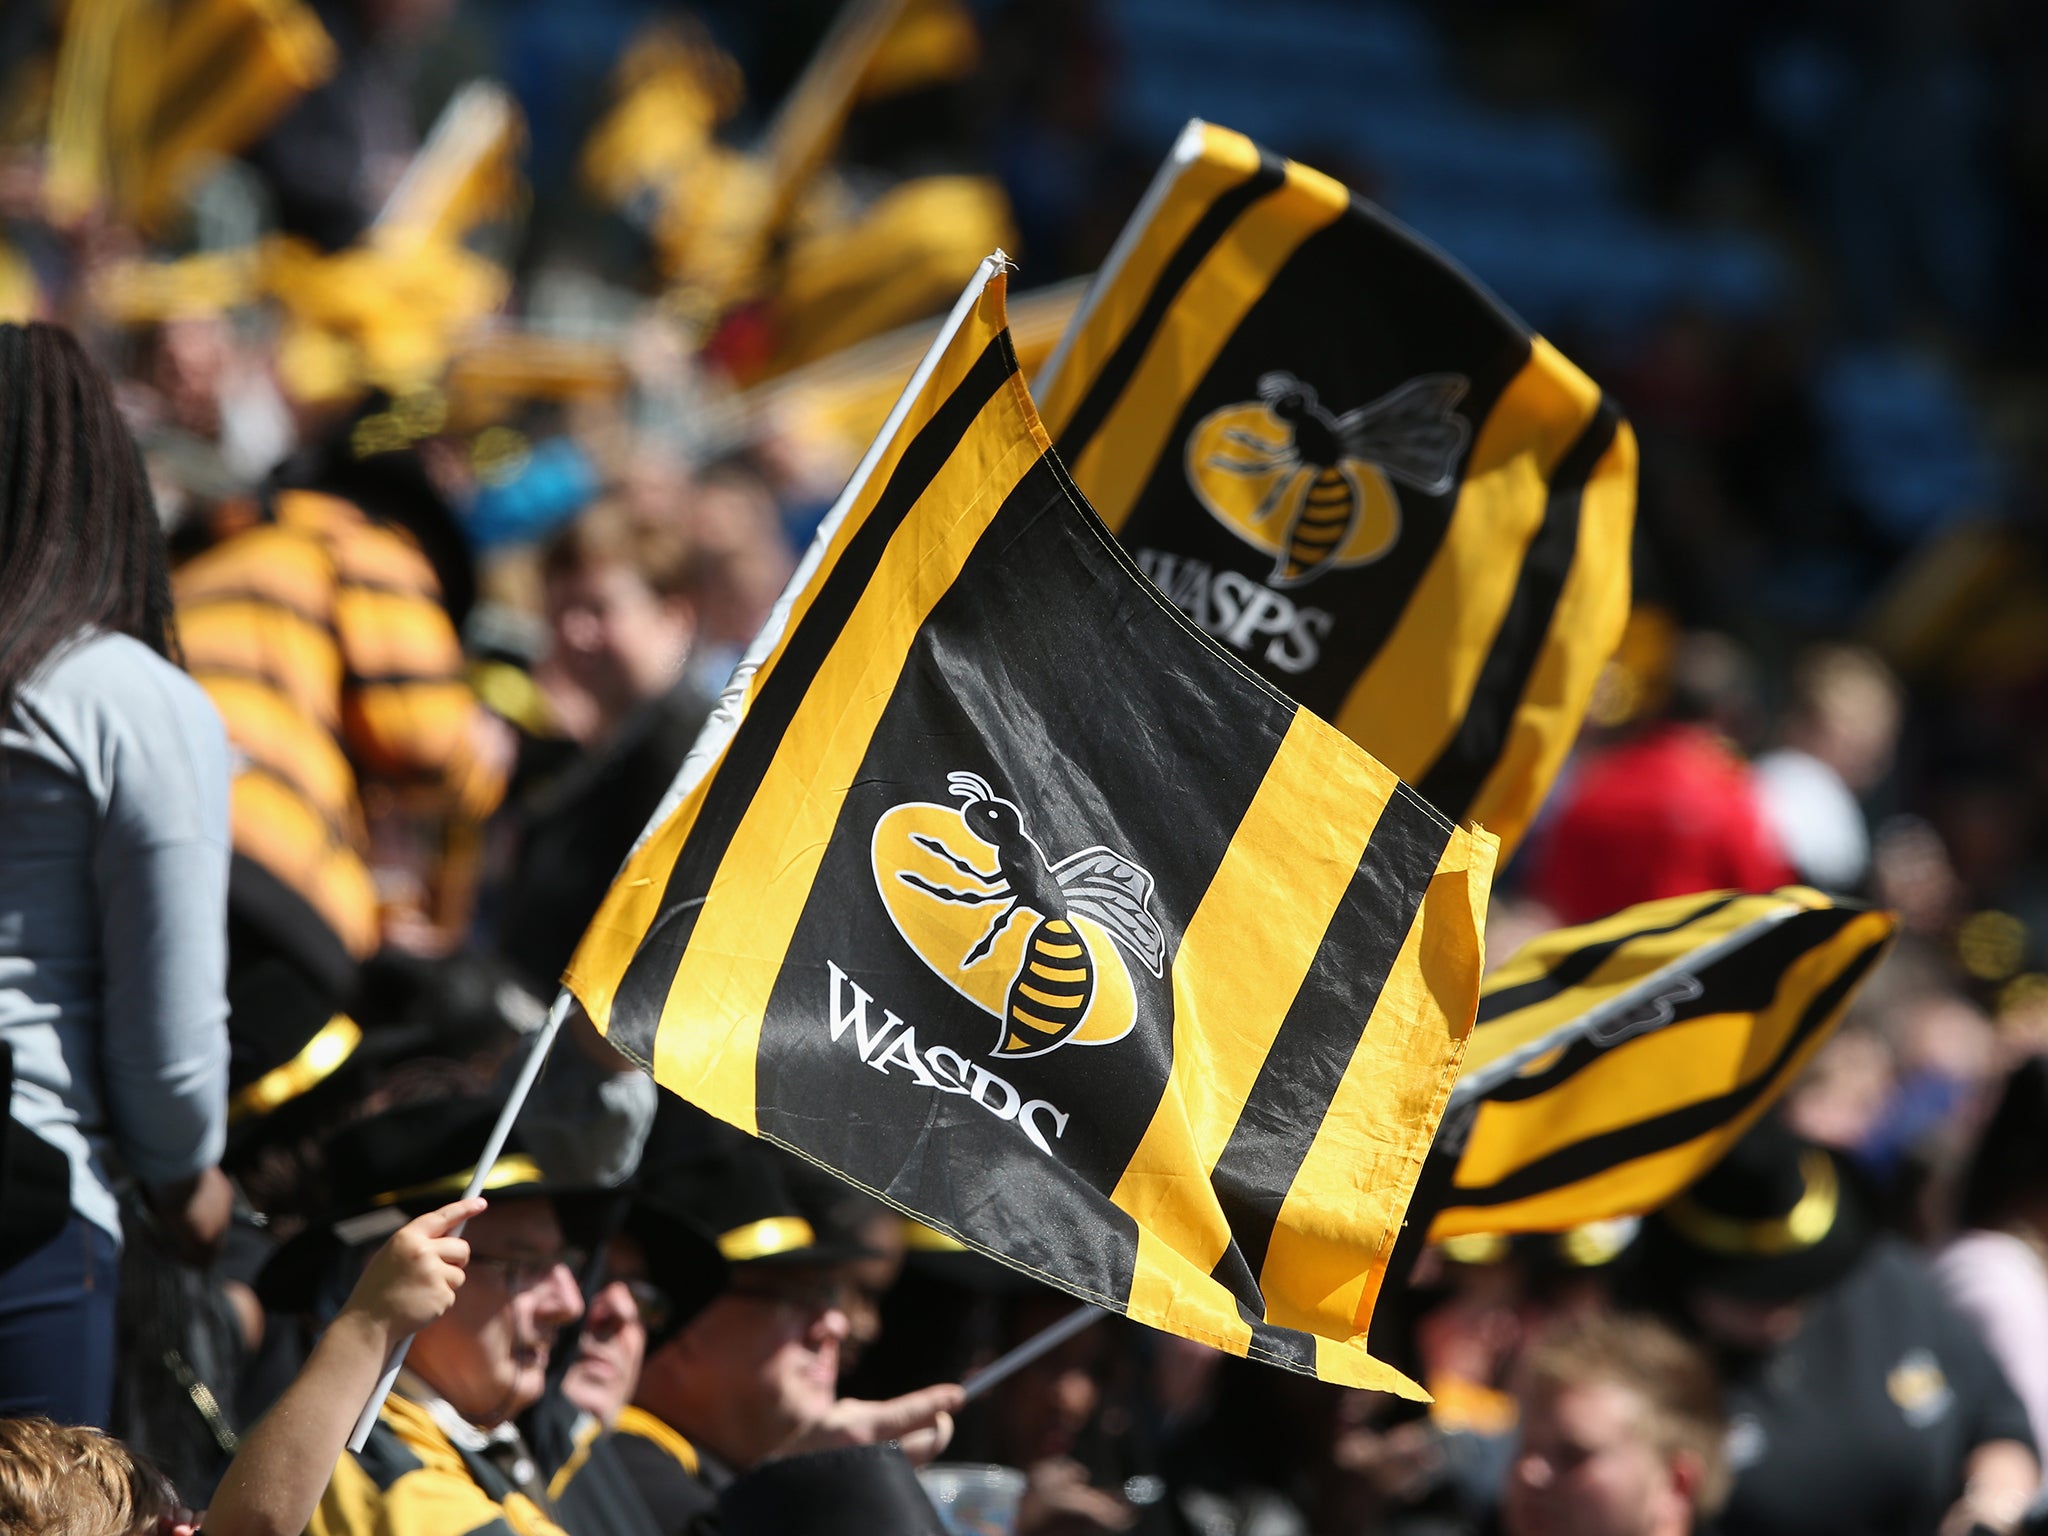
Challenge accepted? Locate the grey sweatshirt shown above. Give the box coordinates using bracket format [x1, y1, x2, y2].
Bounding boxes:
[0, 630, 230, 1243]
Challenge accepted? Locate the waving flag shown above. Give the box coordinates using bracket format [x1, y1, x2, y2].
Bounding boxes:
[1036, 120, 1635, 856]
[1427, 888, 1897, 1240]
[567, 257, 1496, 1395]
[46, 0, 336, 231]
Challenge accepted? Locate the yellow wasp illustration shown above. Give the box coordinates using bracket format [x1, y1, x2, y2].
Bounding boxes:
[897, 771, 1165, 1057]
[1206, 370, 1470, 587]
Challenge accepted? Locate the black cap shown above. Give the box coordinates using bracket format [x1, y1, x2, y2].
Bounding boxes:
[618, 1195, 729, 1346]
[717, 1446, 948, 1536]
[1639, 1118, 1870, 1304]
[226, 952, 539, 1149]
[255, 1093, 605, 1311]
[638, 1134, 869, 1272]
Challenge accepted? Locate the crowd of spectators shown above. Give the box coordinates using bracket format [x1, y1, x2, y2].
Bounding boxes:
[4, 1, 2048, 1534]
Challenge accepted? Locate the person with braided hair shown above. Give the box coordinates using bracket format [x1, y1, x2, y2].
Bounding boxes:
[0, 321, 233, 1425]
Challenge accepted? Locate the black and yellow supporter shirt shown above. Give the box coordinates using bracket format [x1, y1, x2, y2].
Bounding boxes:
[313, 1388, 566, 1536]
[175, 488, 504, 969]
[524, 1393, 665, 1536]
[587, 1406, 723, 1536]
[1716, 1241, 2036, 1536]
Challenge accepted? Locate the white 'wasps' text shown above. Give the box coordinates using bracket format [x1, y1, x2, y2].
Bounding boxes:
[826, 962, 1069, 1156]
[1134, 547, 1333, 674]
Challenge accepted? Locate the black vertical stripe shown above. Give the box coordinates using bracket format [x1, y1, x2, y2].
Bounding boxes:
[1412, 399, 1622, 823]
[1053, 154, 1290, 462]
[1475, 891, 1745, 1024]
[605, 333, 1020, 1066]
[1207, 788, 1454, 1308]
[1444, 933, 1888, 1209]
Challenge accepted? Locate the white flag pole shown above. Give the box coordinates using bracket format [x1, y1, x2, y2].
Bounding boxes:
[345, 991, 575, 1452]
[959, 1305, 1104, 1403]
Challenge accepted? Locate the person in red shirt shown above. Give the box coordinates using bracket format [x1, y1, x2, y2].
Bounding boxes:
[1529, 633, 1793, 924]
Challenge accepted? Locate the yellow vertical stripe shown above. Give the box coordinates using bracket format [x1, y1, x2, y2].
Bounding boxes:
[1123, 1227, 1254, 1357]
[1071, 161, 1348, 533]
[566, 748, 727, 1035]
[641, 375, 1047, 1129]
[1111, 709, 1398, 1340]
[741, 284, 1009, 709]
[1467, 419, 1637, 846]
[1331, 338, 1604, 787]
[44, 0, 145, 223]
[1261, 823, 1493, 1392]
[1036, 123, 1265, 437]
[567, 281, 1014, 1026]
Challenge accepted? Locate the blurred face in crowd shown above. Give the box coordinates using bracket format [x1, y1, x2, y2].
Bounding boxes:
[1687, 1291, 1806, 1356]
[150, 315, 232, 441]
[563, 1232, 653, 1428]
[1152, 1335, 1225, 1422]
[408, 1198, 583, 1426]
[1506, 1376, 1699, 1536]
[995, 1300, 1106, 1463]
[635, 1263, 854, 1468]
[359, 0, 455, 37]
[544, 557, 694, 728]
[689, 477, 793, 648]
[839, 1209, 904, 1375]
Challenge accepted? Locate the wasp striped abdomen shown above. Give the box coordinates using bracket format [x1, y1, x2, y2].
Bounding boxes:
[1000, 917, 1095, 1054]
[1279, 465, 1359, 583]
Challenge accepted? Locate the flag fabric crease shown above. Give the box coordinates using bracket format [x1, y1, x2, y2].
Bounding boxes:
[567, 255, 1497, 1396]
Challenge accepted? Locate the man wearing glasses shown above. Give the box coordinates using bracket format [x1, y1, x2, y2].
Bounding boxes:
[563, 1139, 962, 1536]
[290, 1097, 612, 1536]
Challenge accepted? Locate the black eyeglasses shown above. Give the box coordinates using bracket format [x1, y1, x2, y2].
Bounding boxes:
[471, 1248, 589, 1293]
[621, 1277, 674, 1337]
[727, 1273, 858, 1316]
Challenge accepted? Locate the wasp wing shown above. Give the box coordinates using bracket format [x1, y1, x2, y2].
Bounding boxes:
[1335, 373, 1471, 496]
[1053, 847, 1167, 977]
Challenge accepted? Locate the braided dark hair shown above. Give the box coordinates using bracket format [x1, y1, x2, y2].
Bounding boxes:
[0, 322, 176, 712]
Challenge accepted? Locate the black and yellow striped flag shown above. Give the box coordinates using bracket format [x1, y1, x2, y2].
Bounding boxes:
[1426, 888, 1896, 1241]
[47, 0, 336, 231]
[1036, 121, 1636, 858]
[567, 257, 1497, 1395]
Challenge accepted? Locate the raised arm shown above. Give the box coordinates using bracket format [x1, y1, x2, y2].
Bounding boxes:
[202, 1197, 486, 1536]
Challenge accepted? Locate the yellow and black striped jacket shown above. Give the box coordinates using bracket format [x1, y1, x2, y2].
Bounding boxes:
[588, 1406, 721, 1536]
[312, 1392, 566, 1536]
[174, 489, 502, 967]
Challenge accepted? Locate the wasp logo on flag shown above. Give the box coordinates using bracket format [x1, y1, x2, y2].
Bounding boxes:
[571, 257, 1500, 1398]
[1185, 371, 1470, 588]
[874, 771, 1166, 1058]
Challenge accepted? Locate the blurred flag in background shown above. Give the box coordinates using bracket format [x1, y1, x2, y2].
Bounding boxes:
[1428, 887, 1897, 1241]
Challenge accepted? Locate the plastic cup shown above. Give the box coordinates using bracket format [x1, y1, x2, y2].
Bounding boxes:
[916, 1462, 1028, 1536]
